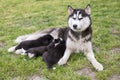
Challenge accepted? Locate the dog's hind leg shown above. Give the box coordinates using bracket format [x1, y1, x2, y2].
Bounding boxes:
[15, 28, 55, 43]
[15, 34, 31, 44]
[84, 42, 103, 71]
[26, 28, 55, 41]
[25, 33, 47, 41]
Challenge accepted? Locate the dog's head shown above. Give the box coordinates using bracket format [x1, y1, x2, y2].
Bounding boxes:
[68, 4, 91, 32]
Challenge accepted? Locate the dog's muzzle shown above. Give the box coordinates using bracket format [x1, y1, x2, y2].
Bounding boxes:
[73, 24, 77, 29]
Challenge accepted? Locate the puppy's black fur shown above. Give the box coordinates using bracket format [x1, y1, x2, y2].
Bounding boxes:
[15, 34, 53, 51]
[42, 38, 66, 69]
[26, 46, 48, 57]
[26, 38, 62, 57]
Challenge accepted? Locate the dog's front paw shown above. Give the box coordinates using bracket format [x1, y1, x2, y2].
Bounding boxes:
[8, 46, 16, 52]
[93, 62, 104, 71]
[58, 58, 67, 65]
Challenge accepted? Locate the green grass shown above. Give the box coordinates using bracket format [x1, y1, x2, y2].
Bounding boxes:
[0, 0, 120, 80]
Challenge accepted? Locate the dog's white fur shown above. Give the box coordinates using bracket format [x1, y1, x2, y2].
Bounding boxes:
[58, 5, 103, 71]
[58, 37, 103, 71]
[68, 14, 90, 32]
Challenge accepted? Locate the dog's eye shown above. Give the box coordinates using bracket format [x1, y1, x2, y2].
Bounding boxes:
[78, 18, 83, 20]
[73, 18, 76, 20]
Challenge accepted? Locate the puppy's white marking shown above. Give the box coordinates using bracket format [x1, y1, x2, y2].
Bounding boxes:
[8, 46, 16, 52]
[28, 53, 35, 58]
[21, 48, 26, 54]
[53, 67, 56, 70]
[15, 48, 26, 55]
[15, 49, 22, 54]
[55, 43, 59, 47]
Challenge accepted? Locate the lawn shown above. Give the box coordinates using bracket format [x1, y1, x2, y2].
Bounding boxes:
[0, 0, 120, 80]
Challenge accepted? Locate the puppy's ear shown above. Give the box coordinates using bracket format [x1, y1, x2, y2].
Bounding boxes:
[68, 5, 73, 16]
[85, 4, 91, 15]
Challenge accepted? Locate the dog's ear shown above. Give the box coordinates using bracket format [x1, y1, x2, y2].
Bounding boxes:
[85, 4, 91, 15]
[68, 5, 73, 16]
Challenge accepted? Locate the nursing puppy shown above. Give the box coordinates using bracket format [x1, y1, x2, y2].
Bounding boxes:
[26, 38, 64, 58]
[42, 38, 66, 69]
[26, 46, 48, 58]
[11, 34, 53, 54]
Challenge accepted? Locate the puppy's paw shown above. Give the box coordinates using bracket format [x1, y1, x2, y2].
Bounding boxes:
[93, 62, 104, 71]
[58, 58, 67, 65]
[15, 49, 22, 54]
[20, 52, 27, 55]
[28, 53, 35, 58]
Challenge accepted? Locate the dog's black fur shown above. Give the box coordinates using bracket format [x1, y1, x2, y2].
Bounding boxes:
[15, 34, 53, 51]
[42, 38, 66, 69]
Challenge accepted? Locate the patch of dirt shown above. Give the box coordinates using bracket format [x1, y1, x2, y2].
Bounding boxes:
[75, 67, 97, 80]
[13, 75, 49, 80]
[111, 27, 119, 34]
[110, 27, 120, 37]
[109, 47, 120, 54]
[106, 74, 120, 80]
[28, 75, 41, 80]
[93, 45, 100, 53]
[28, 75, 49, 80]
[0, 42, 6, 48]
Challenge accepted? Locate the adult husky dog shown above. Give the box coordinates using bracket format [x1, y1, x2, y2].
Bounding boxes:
[8, 4, 103, 71]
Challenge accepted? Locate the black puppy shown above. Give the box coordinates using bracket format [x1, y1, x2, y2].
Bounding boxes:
[26, 38, 61, 58]
[42, 38, 66, 69]
[26, 46, 48, 58]
[15, 34, 53, 53]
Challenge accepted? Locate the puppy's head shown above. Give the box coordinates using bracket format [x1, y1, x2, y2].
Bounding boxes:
[47, 38, 64, 49]
[39, 34, 53, 45]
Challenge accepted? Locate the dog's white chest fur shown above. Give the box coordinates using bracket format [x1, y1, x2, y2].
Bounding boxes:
[66, 36, 85, 53]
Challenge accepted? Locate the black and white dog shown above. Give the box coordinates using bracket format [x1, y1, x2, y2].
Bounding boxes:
[8, 4, 103, 71]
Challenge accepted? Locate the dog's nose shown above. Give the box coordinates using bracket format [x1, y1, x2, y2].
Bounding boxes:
[73, 24, 77, 29]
